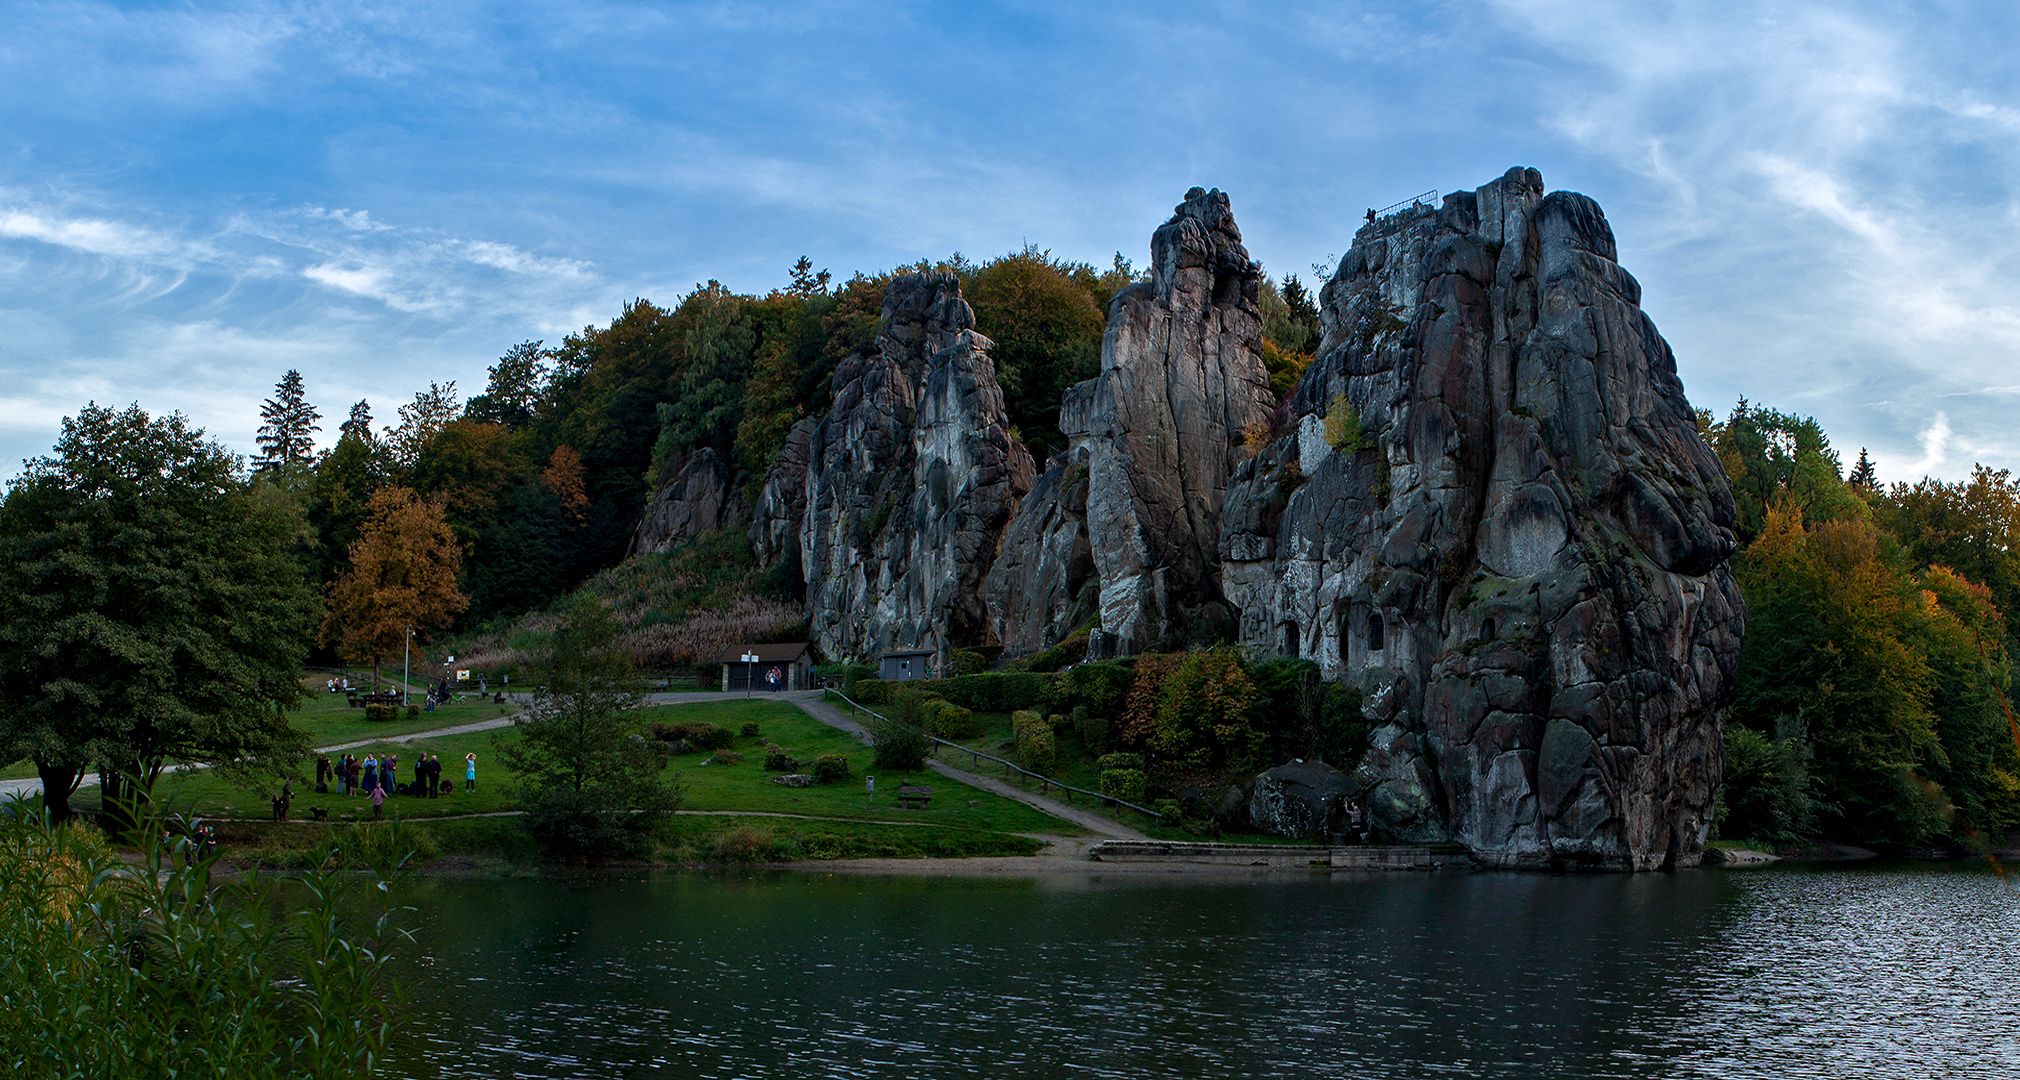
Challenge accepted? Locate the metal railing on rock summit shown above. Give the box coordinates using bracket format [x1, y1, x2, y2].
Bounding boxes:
[826, 689, 1168, 827]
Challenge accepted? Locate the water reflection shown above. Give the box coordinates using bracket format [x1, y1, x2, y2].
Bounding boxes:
[398, 865, 2019, 1078]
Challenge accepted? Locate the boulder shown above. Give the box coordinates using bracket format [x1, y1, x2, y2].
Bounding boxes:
[1219, 168, 1743, 870]
[1248, 760, 1357, 840]
[633, 448, 749, 554]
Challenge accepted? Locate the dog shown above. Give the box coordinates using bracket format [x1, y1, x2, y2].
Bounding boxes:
[310, 807, 329, 821]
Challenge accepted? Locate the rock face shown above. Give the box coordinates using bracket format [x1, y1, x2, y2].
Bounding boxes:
[632, 448, 749, 554]
[988, 188, 1274, 655]
[1219, 168, 1743, 870]
[1248, 760, 1358, 840]
[749, 417, 812, 568]
[778, 272, 1034, 662]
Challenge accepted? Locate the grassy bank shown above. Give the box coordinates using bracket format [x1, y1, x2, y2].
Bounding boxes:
[118, 699, 1077, 869]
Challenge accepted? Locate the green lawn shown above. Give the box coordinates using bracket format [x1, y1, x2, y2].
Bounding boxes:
[0, 671, 519, 781]
[107, 699, 1085, 844]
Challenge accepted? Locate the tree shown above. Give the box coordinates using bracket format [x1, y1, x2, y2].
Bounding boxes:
[339, 399, 376, 443]
[254, 369, 322, 471]
[650, 282, 753, 480]
[0, 404, 319, 820]
[1849, 447, 1878, 493]
[382, 382, 460, 470]
[1707, 400, 1865, 545]
[465, 340, 549, 427]
[496, 595, 681, 858]
[1874, 466, 2020, 641]
[307, 425, 391, 585]
[323, 487, 467, 693]
[965, 247, 1107, 460]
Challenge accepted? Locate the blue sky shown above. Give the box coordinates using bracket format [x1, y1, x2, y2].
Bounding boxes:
[2, 0, 2016, 483]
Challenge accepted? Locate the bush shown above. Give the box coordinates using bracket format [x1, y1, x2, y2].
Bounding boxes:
[739, 721, 762, 738]
[950, 649, 990, 676]
[1325, 395, 1371, 452]
[1061, 661, 1133, 717]
[1122, 647, 1263, 772]
[1154, 798, 1182, 823]
[928, 703, 979, 739]
[850, 676, 890, 704]
[889, 688, 941, 725]
[811, 753, 851, 783]
[869, 715, 932, 771]
[711, 749, 744, 766]
[940, 672, 1057, 712]
[364, 704, 395, 722]
[1011, 710, 1055, 774]
[655, 721, 734, 751]
[1027, 630, 1090, 673]
[763, 746, 799, 772]
[407, 704, 421, 720]
[1101, 769, 1148, 805]
[1098, 753, 1145, 772]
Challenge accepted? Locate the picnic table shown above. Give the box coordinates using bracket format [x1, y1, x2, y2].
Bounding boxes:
[895, 785, 934, 810]
[347, 691, 402, 708]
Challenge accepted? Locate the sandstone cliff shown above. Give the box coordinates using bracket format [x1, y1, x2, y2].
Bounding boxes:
[987, 187, 1274, 655]
[632, 448, 749, 555]
[755, 272, 1033, 663]
[1218, 168, 1742, 870]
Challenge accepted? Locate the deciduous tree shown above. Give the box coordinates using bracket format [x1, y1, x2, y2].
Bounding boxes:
[323, 487, 467, 693]
[0, 404, 319, 819]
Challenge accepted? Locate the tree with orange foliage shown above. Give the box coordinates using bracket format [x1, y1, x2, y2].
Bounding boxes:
[542, 445, 589, 524]
[324, 487, 468, 693]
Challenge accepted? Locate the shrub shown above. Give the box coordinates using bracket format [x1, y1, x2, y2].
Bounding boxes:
[407, 705, 421, 720]
[923, 701, 978, 739]
[1325, 395, 1371, 452]
[739, 721, 762, 738]
[950, 649, 989, 676]
[869, 715, 932, 771]
[811, 753, 851, 783]
[850, 676, 890, 704]
[889, 687, 941, 725]
[763, 747, 799, 772]
[1098, 753, 1145, 772]
[1011, 710, 1055, 774]
[711, 749, 744, 766]
[1061, 661, 1133, 717]
[942, 672, 1057, 712]
[364, 704, 395, 722]
[1076, 709, 1110, 753]
[1101, 769, 1148, 804]
[657, 721, 733, 750]
[1154, 798, 1182, 823]
[1121, 648, 1263, 771]
[1027, 630, 1091, 673]
[1047, 713, 1069, 732]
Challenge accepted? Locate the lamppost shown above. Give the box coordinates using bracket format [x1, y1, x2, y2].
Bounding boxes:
[402, 626, 414, 707]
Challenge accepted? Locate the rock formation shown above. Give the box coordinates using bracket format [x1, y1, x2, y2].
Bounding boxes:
[632, 448, 749, 555]
[1218, 168, 1743, 870]
[760, 272, 1034, 662]
[987, 187, 1274, 655]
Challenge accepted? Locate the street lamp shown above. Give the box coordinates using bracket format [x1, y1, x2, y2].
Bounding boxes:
[402, 626, 414, 707]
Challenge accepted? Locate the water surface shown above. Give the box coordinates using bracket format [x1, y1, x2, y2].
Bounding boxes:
[400, 863, 2020, 1078]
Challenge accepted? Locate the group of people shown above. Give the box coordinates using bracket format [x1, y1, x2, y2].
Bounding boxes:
[324, 676, 354, 694]
[316, 752, 477, 817]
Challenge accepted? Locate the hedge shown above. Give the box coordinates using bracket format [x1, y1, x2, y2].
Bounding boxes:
[1100, 769, 1148, 805]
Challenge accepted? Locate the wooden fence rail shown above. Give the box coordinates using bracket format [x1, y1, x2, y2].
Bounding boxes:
[826, 690, 1168, 827]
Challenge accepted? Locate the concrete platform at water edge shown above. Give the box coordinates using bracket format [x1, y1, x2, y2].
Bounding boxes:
[1086, 840, 1445, 870]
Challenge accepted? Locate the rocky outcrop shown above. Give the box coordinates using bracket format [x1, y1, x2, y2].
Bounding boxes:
[749, 417, 812, 568]
[1219, 167, 1743, 870]
[1248, 760, 1358, 840]
[785, 272, 1034, 662]
[989, 188, 1274, 655]
[632, 448, 749, 554]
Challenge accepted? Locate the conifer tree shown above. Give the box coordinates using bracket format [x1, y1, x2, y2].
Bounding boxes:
[1849, 447, 1878, 492]
[339, 399, 375, 443]
[254, 370, 321, 471]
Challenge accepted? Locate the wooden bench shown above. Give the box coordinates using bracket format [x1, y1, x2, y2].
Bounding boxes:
[895, 785, 934, 810]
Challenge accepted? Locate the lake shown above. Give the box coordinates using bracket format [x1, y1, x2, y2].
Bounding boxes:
[398, 862, 2020, 1078]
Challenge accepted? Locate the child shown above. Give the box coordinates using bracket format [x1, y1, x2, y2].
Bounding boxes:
[465, 752, 477, 792]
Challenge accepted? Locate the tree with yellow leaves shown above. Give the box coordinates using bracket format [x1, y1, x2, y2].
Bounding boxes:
[324, 487, 468, 693]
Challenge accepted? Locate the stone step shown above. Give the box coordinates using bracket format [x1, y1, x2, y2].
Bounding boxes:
[1086, 839, 1434, 870]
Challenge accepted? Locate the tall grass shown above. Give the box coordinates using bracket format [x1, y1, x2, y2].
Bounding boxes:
[0, 799, 416, 1077]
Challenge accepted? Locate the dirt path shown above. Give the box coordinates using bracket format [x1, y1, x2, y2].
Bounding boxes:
[789, 692, 1147, 841]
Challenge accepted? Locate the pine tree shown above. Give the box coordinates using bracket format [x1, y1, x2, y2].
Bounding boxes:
[254, 370, 322, 470]
[1849, 447, 1878, 492]
[339, 400, 375, 443]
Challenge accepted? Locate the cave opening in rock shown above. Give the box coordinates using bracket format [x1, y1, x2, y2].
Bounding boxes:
[1283, 621, 1300, 657]
[1368, 612, 1385, 652]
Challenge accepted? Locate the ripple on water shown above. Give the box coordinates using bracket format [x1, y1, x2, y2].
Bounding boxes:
[398, 865, 2020, 1079]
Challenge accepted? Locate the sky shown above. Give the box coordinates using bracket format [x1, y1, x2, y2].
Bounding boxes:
[2, 0, 2016, 484]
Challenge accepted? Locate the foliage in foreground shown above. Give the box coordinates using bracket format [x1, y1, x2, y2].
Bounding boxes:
[0, 801, 414, 1078]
